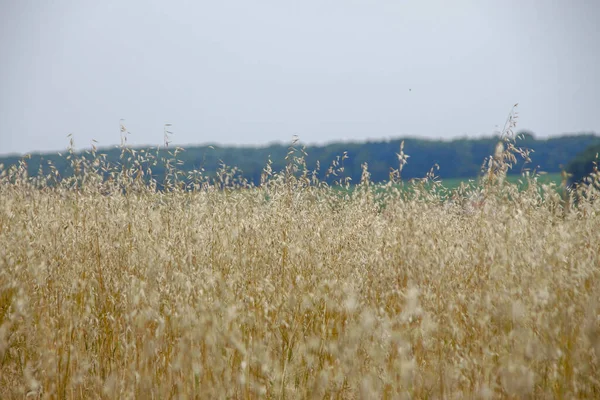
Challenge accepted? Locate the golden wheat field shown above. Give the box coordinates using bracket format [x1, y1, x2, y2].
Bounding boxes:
[1, 134, 600, 399]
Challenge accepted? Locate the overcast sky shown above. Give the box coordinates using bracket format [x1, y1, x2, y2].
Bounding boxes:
[1, 0, 599, 155]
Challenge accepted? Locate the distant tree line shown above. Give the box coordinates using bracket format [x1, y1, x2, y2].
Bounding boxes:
[566, 142, 600, 186]
[1, 132, 599, 187]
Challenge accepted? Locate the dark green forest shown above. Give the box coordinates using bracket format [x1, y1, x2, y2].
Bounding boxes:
[566, 142, 600, 185]
[1, 132, 599, 187]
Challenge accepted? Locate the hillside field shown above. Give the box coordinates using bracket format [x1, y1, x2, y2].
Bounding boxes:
[440, 172, 562, 190]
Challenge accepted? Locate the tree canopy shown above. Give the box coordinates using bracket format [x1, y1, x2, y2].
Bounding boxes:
[566, 143, 600, 186]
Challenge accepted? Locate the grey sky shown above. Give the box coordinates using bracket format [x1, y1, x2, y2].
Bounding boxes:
[1, 0, 599, 155]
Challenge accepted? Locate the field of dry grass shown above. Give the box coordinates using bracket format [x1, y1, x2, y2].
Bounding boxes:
[1, 127, 600, 398]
